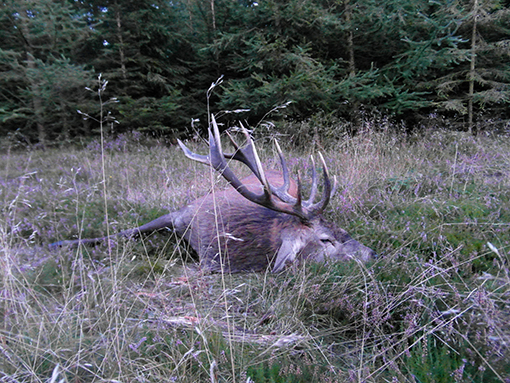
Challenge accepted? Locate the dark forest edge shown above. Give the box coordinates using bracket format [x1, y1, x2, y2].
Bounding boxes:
[2, 0, 510, 146]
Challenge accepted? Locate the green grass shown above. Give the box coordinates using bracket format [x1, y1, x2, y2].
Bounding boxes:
[1, 128, 509, 382]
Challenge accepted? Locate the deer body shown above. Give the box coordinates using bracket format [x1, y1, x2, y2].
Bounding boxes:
[51, 118, 375, 272]
[179, 171, 303, 272]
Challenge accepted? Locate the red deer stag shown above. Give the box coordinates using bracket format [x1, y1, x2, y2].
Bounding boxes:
[51, 117, 375, 272]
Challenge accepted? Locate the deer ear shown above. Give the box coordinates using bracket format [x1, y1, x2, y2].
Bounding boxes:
[272, 238, 303, 273]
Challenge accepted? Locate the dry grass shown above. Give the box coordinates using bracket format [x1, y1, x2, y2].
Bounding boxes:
[1, 127, 509, 382]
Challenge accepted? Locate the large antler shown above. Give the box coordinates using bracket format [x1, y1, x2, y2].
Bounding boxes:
[177, 115, 337, 221]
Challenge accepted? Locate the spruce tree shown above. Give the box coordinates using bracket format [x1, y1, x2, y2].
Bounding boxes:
[0, 0, 93, 144]
[392, 0, 510, 132]
[77, 0, 191, 135]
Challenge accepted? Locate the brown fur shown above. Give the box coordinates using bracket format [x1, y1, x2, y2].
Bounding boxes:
[175, 171, 296, 271]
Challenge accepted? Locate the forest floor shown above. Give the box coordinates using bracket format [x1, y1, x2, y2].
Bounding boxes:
[1, 128, 509, 382]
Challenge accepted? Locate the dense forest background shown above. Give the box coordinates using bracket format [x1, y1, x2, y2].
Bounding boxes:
[1, 0, 510, 145]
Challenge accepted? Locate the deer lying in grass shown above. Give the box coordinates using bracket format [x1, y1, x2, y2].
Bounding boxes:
[51, 117, 375, 272]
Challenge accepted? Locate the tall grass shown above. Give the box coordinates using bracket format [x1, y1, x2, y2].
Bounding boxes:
[1, 127, 509, 382]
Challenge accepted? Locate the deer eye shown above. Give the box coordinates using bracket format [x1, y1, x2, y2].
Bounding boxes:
[320, 237, 334, 245]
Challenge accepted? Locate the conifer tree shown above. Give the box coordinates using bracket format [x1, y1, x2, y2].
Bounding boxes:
[0, 0, 92, 144]
[77, 0, 191, 135]
[393, 0, 510, 131]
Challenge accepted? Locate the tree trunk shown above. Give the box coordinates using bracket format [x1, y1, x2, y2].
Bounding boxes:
[18, 3, 46, 145]
[210, 0, 216, 31]
[60, 92, 70, 141]
[468, 0, 478, 135]
[115, 2, 127, 80]
[344, 0, 356, 78]
[27, 53, 46, 145]
[344, 0, 360, 130]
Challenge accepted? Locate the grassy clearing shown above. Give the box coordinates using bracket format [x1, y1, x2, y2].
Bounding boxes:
[1, 128, 509, 382]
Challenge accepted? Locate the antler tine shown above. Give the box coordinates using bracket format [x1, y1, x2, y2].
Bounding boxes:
[211, 114, 223, 153]
[331, 175, 338, 199]
[239, 123, 271, 194]
[295, 171, 303, 208]
[223, 123, 269, 191]
[208, 114, 226, 170]
[270, 140, 294, 203]
[303, 155, 318, 206]
[273, 140, 290, 189]
[177, 115, 224, 166]
[306, 152, 333, 215]
[177, 139, 210, 165]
